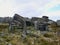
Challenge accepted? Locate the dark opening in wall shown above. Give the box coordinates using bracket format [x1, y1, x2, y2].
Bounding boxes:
[26, 21, 31, 26]
[38, 24, 47, 31]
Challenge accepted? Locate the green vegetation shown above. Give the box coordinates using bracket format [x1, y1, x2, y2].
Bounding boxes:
[0, 24, 60, 45]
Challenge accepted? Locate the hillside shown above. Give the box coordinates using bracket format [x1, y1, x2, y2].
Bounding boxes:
[0, 14, 60, 45]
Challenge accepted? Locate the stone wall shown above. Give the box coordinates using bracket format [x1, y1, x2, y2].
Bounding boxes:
[0, 14, 59, 32]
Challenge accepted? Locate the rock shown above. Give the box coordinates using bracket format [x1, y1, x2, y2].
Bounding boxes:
[21, 33, 27, 39]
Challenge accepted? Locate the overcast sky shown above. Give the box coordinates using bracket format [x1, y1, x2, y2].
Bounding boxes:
[0, 0, 60, 21]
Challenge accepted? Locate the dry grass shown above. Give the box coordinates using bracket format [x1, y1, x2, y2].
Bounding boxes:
[0, 24, 60, 45]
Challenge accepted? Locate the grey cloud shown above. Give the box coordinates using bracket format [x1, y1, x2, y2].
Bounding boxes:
[16, 7, 42, 17]
[12, 0, 53, 17]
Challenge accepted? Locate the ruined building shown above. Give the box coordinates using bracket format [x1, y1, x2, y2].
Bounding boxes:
[8, 14, 57, 32]
[0, 14, 59, 32]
